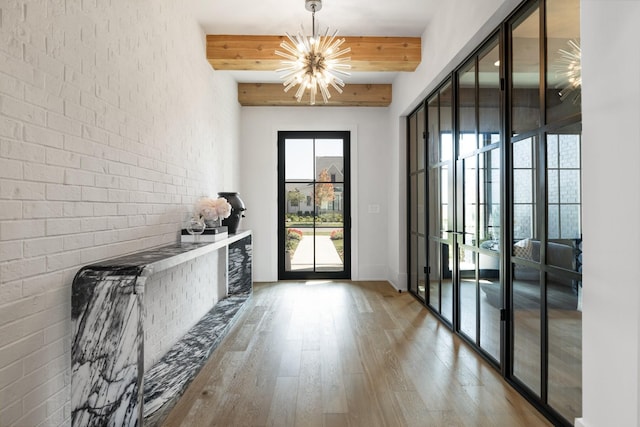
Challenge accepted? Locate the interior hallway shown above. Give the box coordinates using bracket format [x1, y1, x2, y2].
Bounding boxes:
[162, 281, 551, 427]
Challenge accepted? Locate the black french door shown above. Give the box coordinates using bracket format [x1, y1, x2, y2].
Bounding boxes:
[278, 131, 351, 280]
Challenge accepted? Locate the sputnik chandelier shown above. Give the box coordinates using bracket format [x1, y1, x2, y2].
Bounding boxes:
[555, 39, 582, 104]
[275, 0, 351, 105]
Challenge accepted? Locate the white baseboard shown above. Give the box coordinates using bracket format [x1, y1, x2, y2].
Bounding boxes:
[574, 418, 586, 427]
[387, 280, 404, 293]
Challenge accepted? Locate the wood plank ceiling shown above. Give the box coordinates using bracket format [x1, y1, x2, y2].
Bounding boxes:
[206, 35, 421, 107]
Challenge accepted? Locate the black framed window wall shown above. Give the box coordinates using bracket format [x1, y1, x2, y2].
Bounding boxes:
[405, 0, 581, 425]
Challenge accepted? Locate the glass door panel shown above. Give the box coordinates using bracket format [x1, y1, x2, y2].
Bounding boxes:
[424, 82, 454, 323]
[279, 132, 350, 279]
[408, 104, 426, 301]
[457, 42, 503, 361]
[546, 0, 581, 121]
[459, 248, 477, 339]
[440, 242, 453, 322]
[460, 155, 478, 340]
[546, 124, 582, 421]
[511, 135, 541, 395]
[407, 1, 582, 424]
[459, 61, 477, 157]
[511, 4, 541, 135]
[479, 149, 501, 244]
[417, 236, 426, 300]
[463, 156, 477, 246]
[513, 274, 542, 396]
[479, 39, 501, 149]
[428, 240, 440, 312]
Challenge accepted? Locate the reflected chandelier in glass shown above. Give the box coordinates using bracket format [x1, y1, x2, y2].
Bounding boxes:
[554, 39, 581, 104]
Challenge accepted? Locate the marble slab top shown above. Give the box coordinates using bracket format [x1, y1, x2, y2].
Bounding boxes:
[76, 229, 252, 283]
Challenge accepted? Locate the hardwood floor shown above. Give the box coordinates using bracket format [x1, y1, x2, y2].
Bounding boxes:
[161, 281, 552, 427]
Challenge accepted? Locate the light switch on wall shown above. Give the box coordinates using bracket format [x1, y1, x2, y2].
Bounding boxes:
[367, 204, 380, 214]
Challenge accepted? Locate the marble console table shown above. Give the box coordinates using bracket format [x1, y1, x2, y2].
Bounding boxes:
[71, 230, 252, 426]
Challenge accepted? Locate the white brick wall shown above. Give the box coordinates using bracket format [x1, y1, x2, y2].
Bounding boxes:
[0, 1, 241, 425]
[143, 249, 226, 371]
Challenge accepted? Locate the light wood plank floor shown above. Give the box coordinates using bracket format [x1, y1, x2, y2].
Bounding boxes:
[161, 281, 552, 427]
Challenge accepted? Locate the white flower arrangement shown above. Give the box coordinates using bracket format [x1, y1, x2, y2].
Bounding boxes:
[194, 196, 232, 221]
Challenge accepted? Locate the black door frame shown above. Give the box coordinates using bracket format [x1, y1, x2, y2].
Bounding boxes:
[277, 130, 351, 280]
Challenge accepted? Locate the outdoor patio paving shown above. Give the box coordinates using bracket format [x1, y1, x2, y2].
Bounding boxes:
[290, 235, 343, 271]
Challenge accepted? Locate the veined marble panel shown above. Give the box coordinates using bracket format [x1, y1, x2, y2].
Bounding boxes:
[71, 232, 252, 427]
[142, 292, 251, 426]
[228, 235, 252, 295]
[71, 267, 145, 427]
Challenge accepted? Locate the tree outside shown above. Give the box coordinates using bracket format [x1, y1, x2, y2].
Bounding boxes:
[287, 188, 306, 209]
[315, 168, 335, 210]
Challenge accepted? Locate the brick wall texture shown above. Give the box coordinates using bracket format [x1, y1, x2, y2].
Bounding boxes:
[143, 249, 223, 371]
[0, 1, 240, 425]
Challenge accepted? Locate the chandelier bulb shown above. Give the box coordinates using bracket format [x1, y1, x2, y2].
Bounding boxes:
[276, 0, 350, 104]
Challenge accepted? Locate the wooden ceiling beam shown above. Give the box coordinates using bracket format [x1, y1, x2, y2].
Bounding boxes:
[207, 35, 421, 72]
[238, 83, 392, 107]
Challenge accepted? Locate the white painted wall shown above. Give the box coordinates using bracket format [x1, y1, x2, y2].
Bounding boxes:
[578, 2, 640, 426]
[0, 1, 240, 425]
[240, 107, 391, 284]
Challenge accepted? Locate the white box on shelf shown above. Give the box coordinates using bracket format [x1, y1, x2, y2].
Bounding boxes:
[180, 226, 228, 243]
[181, 232, 228, 243]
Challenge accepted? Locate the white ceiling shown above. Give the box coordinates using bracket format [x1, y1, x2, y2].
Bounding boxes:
[190, 0, 441, 84]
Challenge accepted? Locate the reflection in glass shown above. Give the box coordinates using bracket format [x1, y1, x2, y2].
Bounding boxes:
[479, 40, 501, 147]
[546, 125, 582, 421]
[440, 83, 453, 162]
[418, 236, 426, 300]
[418, 172, 425, 235]
[546, 0, 581, 122]
[441, 243, 453, 323]
[464, 157, 477, 246]
[441, 166, 449, 237]
[410, 235, 417, 296]
[409, 113, 417, 173]
[417, 107, 426, 170]
[428, 94, 439, 166]
[479, 272, 501, 361]
[428, 239, 440, 312]
[547, 129, 581, 270]
[512, 137, 536, 244]
[511, 5, 540, 134]
[428, 167, 440, 238]
[410, 174, 417, 232]
[512, 262, 541, 395]
[458, 61, 477, 155]
[460, 248, 477, 339]
[548, 273, 582, 421]
[479, 149, 501, 244]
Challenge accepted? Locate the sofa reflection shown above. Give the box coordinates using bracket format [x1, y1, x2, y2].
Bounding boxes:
[479, 238, 581, 310]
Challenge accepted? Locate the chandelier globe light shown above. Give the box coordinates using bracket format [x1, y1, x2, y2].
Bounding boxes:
[554, 39, 582, 105]
[275, 0, 351, 105]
